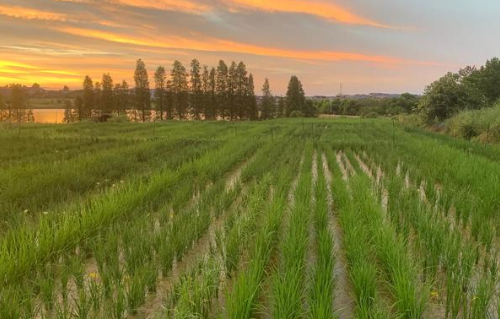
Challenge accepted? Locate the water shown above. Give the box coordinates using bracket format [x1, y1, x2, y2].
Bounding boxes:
[32, 109, 65, 123]
[12, 109, 167, 123]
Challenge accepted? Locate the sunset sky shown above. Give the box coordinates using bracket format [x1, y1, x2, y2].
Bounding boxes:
[0, 0, 499, 95]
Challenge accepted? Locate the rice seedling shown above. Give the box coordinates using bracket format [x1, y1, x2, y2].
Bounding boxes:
[307, 152, 335, 319]
[2, 119, 500, 319]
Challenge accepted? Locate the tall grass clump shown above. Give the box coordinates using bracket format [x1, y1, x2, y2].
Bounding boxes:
[271, 143, 313, 319]
[307, 152, 335, 319]
[224, 157, 297, 319]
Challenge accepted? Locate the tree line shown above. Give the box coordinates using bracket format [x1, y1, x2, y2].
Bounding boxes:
[0, 84, 34, 123]
[418, 56, 500, 123]
[315, 93, 419, 118]
[63, 58, 313, 122]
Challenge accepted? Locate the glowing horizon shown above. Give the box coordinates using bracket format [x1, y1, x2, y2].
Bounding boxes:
[0, 0, 498, 95]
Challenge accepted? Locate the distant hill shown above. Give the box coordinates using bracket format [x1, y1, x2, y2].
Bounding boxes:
[310, 93, 405, 100]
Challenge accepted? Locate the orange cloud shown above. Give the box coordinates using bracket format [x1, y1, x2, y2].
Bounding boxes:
[56, 26, 437, 66]
[0, 60, 39, 70]
[53, 0, 210, 14]
[0, 5, 68, 21]
[116, 0, 210, 13]
[223, 0, 393, 28]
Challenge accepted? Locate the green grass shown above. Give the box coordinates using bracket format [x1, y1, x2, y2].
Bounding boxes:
[1, 118, 500, 318]
[28, 97, 75, 109]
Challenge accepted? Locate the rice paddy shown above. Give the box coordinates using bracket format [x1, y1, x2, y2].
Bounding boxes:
[2, 118, 500, 318]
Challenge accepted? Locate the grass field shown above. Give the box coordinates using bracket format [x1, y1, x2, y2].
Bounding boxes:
[28, 98, 75, 109]
[1, 118, 500, 318]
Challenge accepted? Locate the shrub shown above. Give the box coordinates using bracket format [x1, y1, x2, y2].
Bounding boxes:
[289, 110, 304, 118]
[363, 112, 379, 119]
[108, 115, 130, 123]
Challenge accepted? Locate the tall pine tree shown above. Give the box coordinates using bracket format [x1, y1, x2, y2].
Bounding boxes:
[201, 65, 210, 120]
[216, 60, 228, 119]
[165, 80, 174, 120]
[101, 73, 113, 115]
[260, 78, 275, 120]
[190, 59, 203, 120]
[134, 59, 151, 122]
[235, 62, 248, 120]
[82, 75, 94, 120]
[246, 74, 258, 120]
[118, 80, 130, 116]
[227, 61, 238, 120]
[171, 60, 189, 119]
[10, 84, 28, 125]
[285, 75, 306, 116]
[93, 81, 102, 117]
[154, 66, 167, 121]
[208, 67, 217, 120]
[74, 96, 85, 121]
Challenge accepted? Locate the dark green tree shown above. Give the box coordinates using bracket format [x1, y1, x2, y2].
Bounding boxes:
[419, 72, 469, 122]
[0, 92, 6, 121]
[134, 59, 151, 122]
[101, 73, 114, 115]
[190, 59, 203, 120]
[171, 60, 189, 119]
[246, 74, 258, 120]
[478, 57, 500, 104]
[395, 93, 419, 113]
[207, 67, 217, 120]
[260, 78, 275, 120]
[201, 65, 210, 120]
[165, 80, 174, 120]
[154, 66, 167, 121]
[113, 80, 130, 116]
[285, 76, 306, 116]
[63, 100, 77, 123]
[10, 84, 28, 124]
[75, 96, 85, 121]
[82, 75, 94, 120]
[228, 61, 238, 120]
[93, 81, 102, 117]
[235, 62, 248, 120]
[216, 60, 228, 119]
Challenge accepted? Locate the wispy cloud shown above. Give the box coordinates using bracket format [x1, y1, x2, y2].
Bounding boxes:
[220, 0, 395, 28]
[0, 4, 68, 21]
[52, 0, 210, 14]
[56, 26, 437, 66]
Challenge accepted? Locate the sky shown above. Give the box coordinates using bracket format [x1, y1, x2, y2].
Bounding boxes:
[0, 0, 499, 95]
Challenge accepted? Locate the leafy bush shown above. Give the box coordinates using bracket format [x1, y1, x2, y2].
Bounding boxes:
[289, 110, 304, 118]
[362, 112, 379, 119]
[445, 102, 500, 142]
[108, 115, 130, 123]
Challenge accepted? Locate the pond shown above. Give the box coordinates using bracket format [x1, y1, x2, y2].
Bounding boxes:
[32, 109, 66, 123]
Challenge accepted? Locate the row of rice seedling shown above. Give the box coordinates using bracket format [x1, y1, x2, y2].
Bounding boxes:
[369, 122, 500, 250]
[164, 174, 274, 319]
[360, 147, 499, 318]
[324, 147, 390, 318]
[307, 150, 335, 319]
[0, 125, 270, 286]
[0, 161, 244, 318]
[0, 122, 239, 225]
[0, 124, 301, 319]
[0, 137, 223, 228]
[346, 151, 430, 318]
[223, 149, 299, 319]
[326, 145, 429, 318]
[163, 135, 305, 319]
[269, 142, 313, 319]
